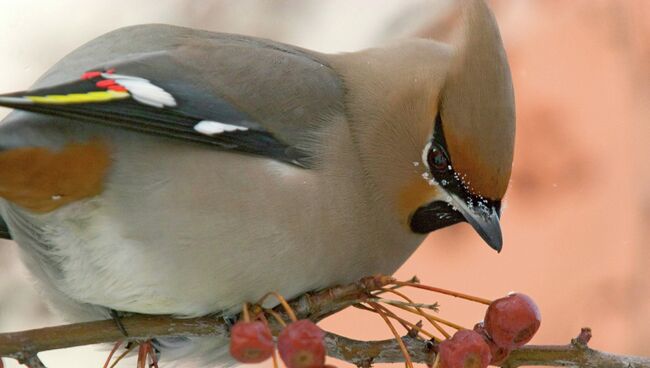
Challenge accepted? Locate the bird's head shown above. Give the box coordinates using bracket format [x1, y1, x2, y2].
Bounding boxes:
[408, 0, 515, 252]
[330, 0, 513, 251]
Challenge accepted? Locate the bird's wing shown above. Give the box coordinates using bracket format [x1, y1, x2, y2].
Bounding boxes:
[0, 27, 344, 167]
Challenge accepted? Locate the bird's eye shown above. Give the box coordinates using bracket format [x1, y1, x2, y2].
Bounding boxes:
[427, 147, 449, 171]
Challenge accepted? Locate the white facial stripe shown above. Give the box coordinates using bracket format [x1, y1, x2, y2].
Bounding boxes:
[193, 120, 249, 136]
[421, 140, 432, 170]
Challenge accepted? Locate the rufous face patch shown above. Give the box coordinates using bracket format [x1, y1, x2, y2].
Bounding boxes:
[397, 176, 440, 225]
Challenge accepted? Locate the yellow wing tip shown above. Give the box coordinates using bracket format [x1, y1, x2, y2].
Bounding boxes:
[26, 90, 130, 104]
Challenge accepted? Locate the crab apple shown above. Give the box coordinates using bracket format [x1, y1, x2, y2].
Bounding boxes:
[278, 320, 326, 368]
[437, 330, 491, 368]
[229, 321, 275, 363]
[484, 292, 541, 349]
[473, 322, 510, 365]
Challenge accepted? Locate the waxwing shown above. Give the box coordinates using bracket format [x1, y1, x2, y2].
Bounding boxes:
[0, 0, 514, 364]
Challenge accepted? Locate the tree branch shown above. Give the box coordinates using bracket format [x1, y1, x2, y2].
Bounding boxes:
[324, 332, 436, 366]
[504, 344, 650, 368]
[324, 330, 650, 368]
[1, 277, 649, 368]
[0, 275, 390, 365]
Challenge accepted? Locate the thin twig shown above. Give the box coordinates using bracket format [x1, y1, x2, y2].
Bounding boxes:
[355, 304, 437, 340]
[109, 343, 138, 368]
[102, 341, 123, 368]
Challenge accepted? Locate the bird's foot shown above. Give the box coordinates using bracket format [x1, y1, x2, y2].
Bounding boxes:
[109, 309, 129, 337]
[223, 314, 238, 332]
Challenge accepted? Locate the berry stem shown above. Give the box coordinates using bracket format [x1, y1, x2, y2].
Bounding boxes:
[368, 302, 415, 368]
[271, 348, 279, 368]
[149, 342, 159, 368]
[256, 292, 298, 322]
[431, 352, 441, 368]
[109, 342, 139, 368]
[102, 341, 123, 368]
[378, 288, 451, 339]
[264, 308, 287, 327]
[394, 282, 492, 305]
[358, 303, 440, 342]
[242, 303, 251, 323]
[386, 302, 467, 331]
[137, 344, 145, 368]
[362, 304, 414, 335]
[139, 341, 158, 368]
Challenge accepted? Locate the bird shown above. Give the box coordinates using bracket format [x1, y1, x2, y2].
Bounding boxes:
[0, 0, 514, 365]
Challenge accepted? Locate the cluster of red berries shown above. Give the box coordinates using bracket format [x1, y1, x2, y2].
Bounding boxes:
[228, 285, 540, 368]
[436, 293, 541, 368]
[230, 318, 326, 368]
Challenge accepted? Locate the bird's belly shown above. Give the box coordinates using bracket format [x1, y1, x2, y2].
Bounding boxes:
[20, 143, 421, 318]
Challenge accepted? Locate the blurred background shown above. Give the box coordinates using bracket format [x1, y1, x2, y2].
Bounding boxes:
[0, 1, 648, 367]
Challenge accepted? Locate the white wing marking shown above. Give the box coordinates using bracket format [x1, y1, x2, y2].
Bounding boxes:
[193, 120, 249, 136]
[115, 78, 177, 108]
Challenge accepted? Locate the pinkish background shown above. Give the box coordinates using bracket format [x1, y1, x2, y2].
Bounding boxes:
[0, 1, 648, 367]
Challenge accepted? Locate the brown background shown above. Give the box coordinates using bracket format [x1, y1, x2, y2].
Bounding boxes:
[0, 1, 648, 367]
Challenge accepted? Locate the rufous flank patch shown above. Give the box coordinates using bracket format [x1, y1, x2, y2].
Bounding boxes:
[0, 140, 111, 212]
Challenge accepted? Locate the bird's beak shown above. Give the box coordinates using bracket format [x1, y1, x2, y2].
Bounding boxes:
[448, 195, 503, 252]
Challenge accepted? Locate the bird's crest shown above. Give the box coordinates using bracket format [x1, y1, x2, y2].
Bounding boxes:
[439, 0, 515, 200]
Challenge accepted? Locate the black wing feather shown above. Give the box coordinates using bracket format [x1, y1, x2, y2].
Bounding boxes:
[0, 76, 309, 166]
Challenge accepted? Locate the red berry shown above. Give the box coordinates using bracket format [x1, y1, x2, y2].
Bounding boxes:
[438, 330, 491, 368]
[484, 293, 541, 349]
[278, 320, 326, 368]
[229, 321, 275, 363]
[473, 322, 510, 365]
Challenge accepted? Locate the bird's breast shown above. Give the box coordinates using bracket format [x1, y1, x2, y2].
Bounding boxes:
[4, 134, 423, 318]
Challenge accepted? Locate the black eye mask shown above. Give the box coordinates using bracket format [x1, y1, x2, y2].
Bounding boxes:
[411, 113, 501, 234]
